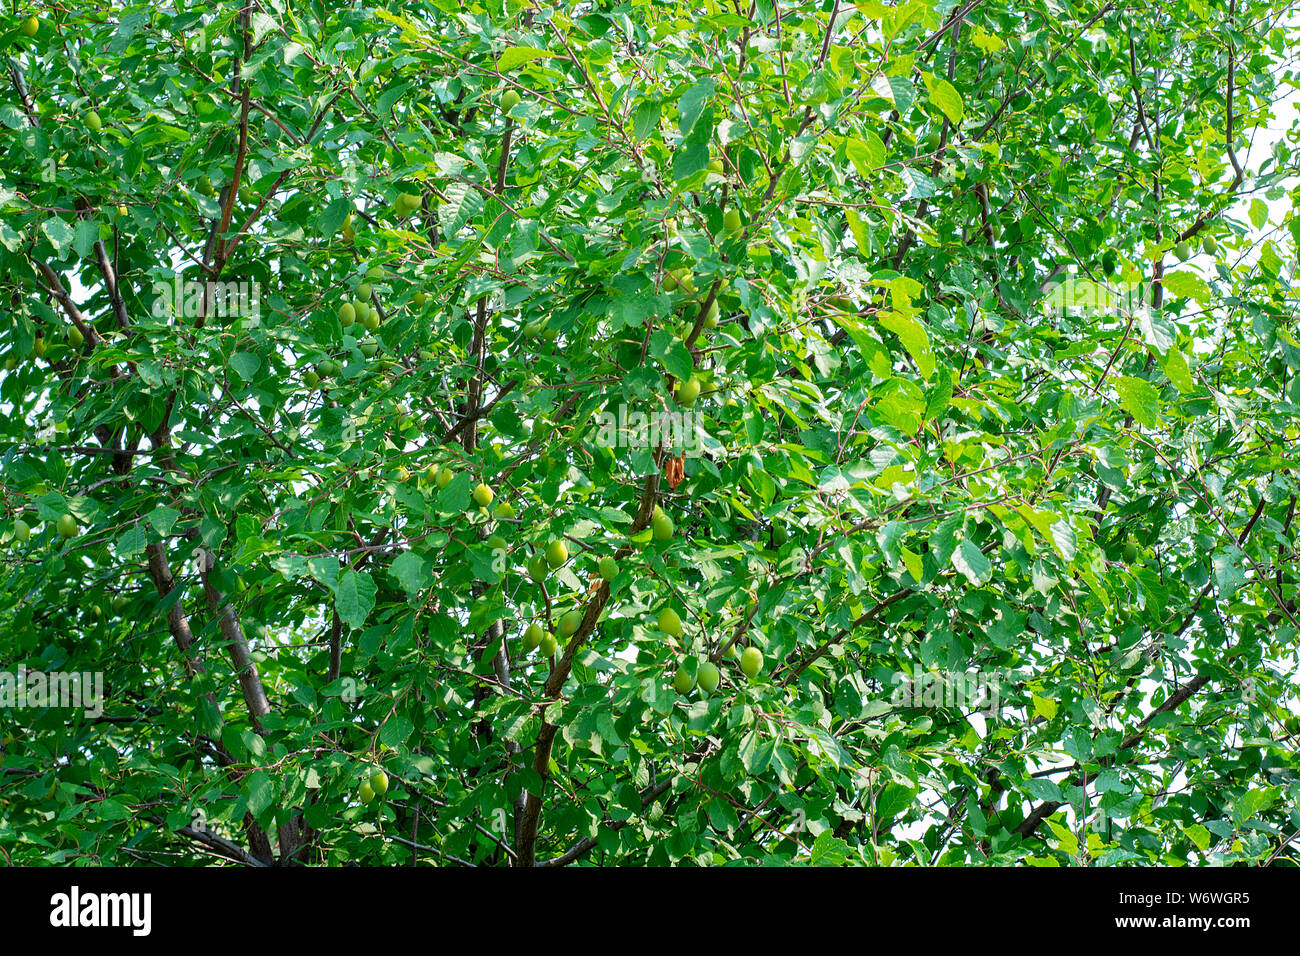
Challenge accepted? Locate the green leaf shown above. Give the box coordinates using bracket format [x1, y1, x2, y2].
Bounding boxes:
[497, 46, 554, 72]
[1115, 375, 1159, 427]
[336, 569, 376, 629]
[923, 72, 964, 124]
[952, 539, 992, 585]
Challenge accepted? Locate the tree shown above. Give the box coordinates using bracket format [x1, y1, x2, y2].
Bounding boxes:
[1, 0, 1298, 867]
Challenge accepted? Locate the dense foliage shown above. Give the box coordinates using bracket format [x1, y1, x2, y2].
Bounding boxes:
[2, 0, 1299, 866]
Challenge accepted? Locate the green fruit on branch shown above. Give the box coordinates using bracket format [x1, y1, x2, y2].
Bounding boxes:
[1101, 251, 1117, 276]
[703, 300, 719, 329]
[68, 324, 84, 348]
[676, 376, 701, 407]
[501, 89, 521, 112]
[85, 110, 102, 132]
[357, 282, 373, 299]
[672, 667, 694, 694]
[545, 539, 568, 568]
[412, 291, 428, 306]
[524, 622, 544, 651]
[13, 518, 31, 543]
[487, 534, 507, 553]
[1122, 541, 1139, 564]
[559, 608, 583, 637]
[493, 501, 515, 520]
[359, 781, 375, 804]
[1202, 235, 1219, 255]
[697, 661, 720, 694]
[740, 646, 764, 679]
[56, 514, 78, 539]
[317, 359, 340, 377]
[527, 554, 549, 583]
[370, 770, 389, 796]
[598, 555, 618, 582]
[435, 466, 454, 488]
[1174, 241, 1192, 261]
[359, 341, 378, 358]
[651, 508, 674, 542]
[658, 607, 683, 637]
[20, 15, 39, 36]
[724, 209, 742, 234]
[339, 303, 357, 328]
[472, 482, 495, 507]
[363, 311, 380, 332]
[707, 159, 724, 175]
[539, 633, 558, 656]
[354, 300, 371, 323]
[303, 369, 320, 388]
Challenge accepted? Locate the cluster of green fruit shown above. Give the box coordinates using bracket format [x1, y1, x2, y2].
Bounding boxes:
[1173, 235, 1219, 262]
[357, 768, 389, 805]
[11, 513, 78, 543]
[526, 538, 570, 583]
[671, 645, 765, 695]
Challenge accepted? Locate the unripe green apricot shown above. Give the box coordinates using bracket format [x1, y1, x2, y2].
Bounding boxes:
[493, 501, 515, 520]
[676, 377, 701, 407]
[598, 555, 618, 582]
[56, 513, 78, 539]
[338, 303, 356, 326]
[527, 554, 548, 583]
[370, 770, 389, 796]
[539, 633, 558, 656]
[13, 518, 31, 543]
[703, 300, 719, 328]
[740, 646, 764, 679]
[501, 89, 521, 112]
[524, 622, 544, 650]
[560, 608, 583, 637]
[85, 110, 102, 132]
[359, 341, 378, 358]
[724, 209, 742, 234]
[545, 539, 568, 568]
[652, 511, 674, 542]
[20, 15, 39, 37]
[359, 781, 375, 804]
[697, 661, 720, 694]
[435, 466, 454, 488]
[363, 311, 380, 332]
[673, 667, 694, 694]
[1174, 241, 1192, 261]
[658, 607, 683, 637]
[473, 483, 494, 507]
